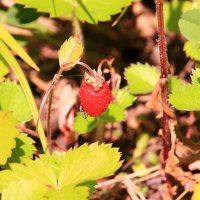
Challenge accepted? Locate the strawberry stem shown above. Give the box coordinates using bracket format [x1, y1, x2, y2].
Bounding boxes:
[61, 61, 95, 77]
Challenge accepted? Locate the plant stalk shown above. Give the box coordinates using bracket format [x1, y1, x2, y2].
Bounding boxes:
[156, 0, 170, 164]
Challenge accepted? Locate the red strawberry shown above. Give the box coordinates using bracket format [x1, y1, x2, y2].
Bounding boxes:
[79, 70, 112, 117]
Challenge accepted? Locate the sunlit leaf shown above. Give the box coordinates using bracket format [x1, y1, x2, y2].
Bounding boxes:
[0, 55, 9, 82]
[0, 111, 20, 165]
[0, 25, 39, 71]
[100, 103, 125, 123]
[58, 143, 122, 187]
[74, 112, 98, 134]
[16, 0, 73, 18]
[170, 66, 200, 110]
[184, 41, 200, 61]
[58, 35, 83, 70]
[0, 143, 122, 192]
[168, 76, 182, 93]
[192, 180, 200, 200]
[7, 133, 35, 164]
[164, 0, 193, 33]
[124, 63, 159, 94]
[2, 179, 46, 200]
[179, 9, 200, 42]
[0, 80, 32, 123]
[0, 159, 57, 191]
[16, 0, 133, 24]
[114, 87, 136, 109]
[45, 185, 89, 200]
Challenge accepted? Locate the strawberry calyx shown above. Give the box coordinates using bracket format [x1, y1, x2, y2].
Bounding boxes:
[84, 68, 105, 91]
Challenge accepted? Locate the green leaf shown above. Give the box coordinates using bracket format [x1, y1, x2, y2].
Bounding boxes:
[39, 152, 63, 178]
[0, 159, 57, 191]
[16, 0, 133, 24]
[16, 0, 73, 18]
[164, 0, 193, 33]
[0, 143, 122, 191]
[0, 111, 20, 165]
[114, 87, 136, 109]
[100, 103, 125, 122]
[170, 84, 200, 110]
[45, 185, 89, 200]
[0, 80, 32, 123]
[0, 55, 9, 81]
[191, 65, 200, 84]
[74, 112, 98, 134]
[2, 179, 46, 200]
[125, 63, 159, 94]
[0, 25, 39, 71]
[58, 35, 84, 70]
[58, 143, 122, 187]
[179, 9, 200, 42]
[168, 76, 182, 93]
[184, 41, 200, 61]
[169, 66, 200, 110]
[7, 4, 40, 26]
[0, 39, 47, 152]
[7, 133, 35, 164]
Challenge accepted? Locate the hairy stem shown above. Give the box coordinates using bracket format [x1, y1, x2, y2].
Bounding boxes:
[156, 0, 170, 163]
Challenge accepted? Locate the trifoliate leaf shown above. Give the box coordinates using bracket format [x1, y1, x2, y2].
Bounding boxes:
[58, 35, 83, 70]
[7, 133, 35, 164]
[114, 87, 136, 109]
[0, 80, 32, 123]
[100, 103, 125, 122]
[16, 0, 133, 24]
[0, 55, 9, 82]
[74, 112, 98, 134]
[184, 41, 200, 61]
[125, 63, 159, 94]
[179, 9, 200, 42]
[0, 143, 122, 192]
[164, 0, 193, 33]
[58, 143, 122, 187]
[0, 111, 20, 165]
[192, 180, 200, 200]
[2, 179, 46, 200]
[170, 66, 200, 110]
[45, 185, 89, 200]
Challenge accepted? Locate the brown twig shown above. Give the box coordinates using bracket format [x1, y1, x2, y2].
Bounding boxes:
[16, 125, 39, 138]
[95, 165, 160, 189]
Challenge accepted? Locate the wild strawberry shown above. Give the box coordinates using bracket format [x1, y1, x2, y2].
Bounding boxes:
[79, 69, 112, 117]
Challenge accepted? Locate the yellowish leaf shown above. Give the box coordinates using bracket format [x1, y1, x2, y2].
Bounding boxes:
[192, 181, 200, 200]
[0, 111, 20, 165]
[58, 35, 83, 70]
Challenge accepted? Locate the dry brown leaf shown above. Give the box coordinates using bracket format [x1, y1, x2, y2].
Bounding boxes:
[165, 120, 199, 192]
